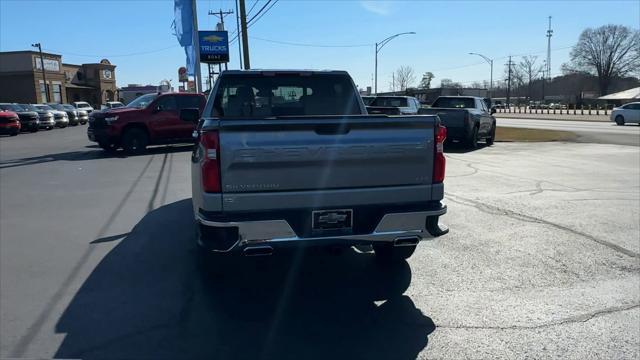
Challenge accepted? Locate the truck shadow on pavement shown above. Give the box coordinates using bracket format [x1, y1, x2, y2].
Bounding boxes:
[0, 144, 193, 170]
[54, 199, 435, 360]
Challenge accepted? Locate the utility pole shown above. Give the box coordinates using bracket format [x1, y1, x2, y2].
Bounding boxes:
[392, 72, 395, 92]
[209, 9, 233, 71]
[541, 60, 546, 102]
[191, 0, 202, 93]
[546, 16, 553, 81]
[31, 43, 49, 102]
[506, 56, 514, 106]
[238, 0, 250, 69]
[235, 0, 243, 69]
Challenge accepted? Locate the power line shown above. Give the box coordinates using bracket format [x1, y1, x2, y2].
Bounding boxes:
[246, 0, 272, 24]
[229, 0, 278, 44]
[42, 45, 180, 58]
[246, 0, 259, 16]
[249, 36, 372, 48]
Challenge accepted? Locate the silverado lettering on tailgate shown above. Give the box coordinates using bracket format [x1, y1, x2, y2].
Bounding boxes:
[232, 143, 429, 162]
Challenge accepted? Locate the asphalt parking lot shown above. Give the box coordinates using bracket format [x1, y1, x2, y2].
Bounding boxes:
[1, 126, 639, 359]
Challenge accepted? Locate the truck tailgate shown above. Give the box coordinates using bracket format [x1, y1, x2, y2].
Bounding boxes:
[218, 116, 437, 193]
[420, 108, 467, 128]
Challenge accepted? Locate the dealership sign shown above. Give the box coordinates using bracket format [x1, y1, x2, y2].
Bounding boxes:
[198, 31, 229, 63]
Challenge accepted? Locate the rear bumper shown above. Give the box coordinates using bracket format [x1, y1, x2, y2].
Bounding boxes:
[196, 203, 447, 253]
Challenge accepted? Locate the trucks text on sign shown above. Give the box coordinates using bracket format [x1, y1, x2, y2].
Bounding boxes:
[198, 31, 229, 63]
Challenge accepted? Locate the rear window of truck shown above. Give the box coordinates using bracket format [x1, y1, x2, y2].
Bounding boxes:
[432, 97, 475, 109]
[210, 74, 361, 118]
[370, 97, 408, 107]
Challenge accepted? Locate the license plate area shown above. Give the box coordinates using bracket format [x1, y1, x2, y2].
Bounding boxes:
[312, 209, 353, 231]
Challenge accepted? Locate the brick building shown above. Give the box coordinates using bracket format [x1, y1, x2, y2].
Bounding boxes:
[0, 50, 117, 107]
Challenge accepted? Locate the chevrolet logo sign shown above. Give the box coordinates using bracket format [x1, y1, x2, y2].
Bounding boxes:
[203, 35, 224, 42]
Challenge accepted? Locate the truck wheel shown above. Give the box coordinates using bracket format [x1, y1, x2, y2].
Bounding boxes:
[373, 243, 416, 263]
[466, 126, 479, 149]
[30, 128, 38, 133]
[122, 128, 148, 155]
[486, 123, 496, 146]
[615, 115, 625, 126]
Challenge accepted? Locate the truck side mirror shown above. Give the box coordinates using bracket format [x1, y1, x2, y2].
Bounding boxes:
[180, 108, 200, 123]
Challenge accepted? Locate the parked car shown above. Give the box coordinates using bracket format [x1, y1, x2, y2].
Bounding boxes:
[87, 92, 206, 153]
[190, 69, 448, 264]
[48, 103, 82, 126]
[611, 102, 640, 125]
[77, 109, 89, 125]
[420, 96, 496, 149]
[101, 101, 125, 110]
[368, 96, 421, 114]
[19, 104, 55, 130]
[72, 101, 94, 113]
[0, 103, 39, 132]
[35, 104, 68, 128]
[0, 110, 21, 136]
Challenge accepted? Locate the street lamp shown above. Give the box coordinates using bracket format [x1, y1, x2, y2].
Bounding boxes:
[375, 32, 416, 94]
[31, 42, 49, 102]
[468, 52, 493, 96]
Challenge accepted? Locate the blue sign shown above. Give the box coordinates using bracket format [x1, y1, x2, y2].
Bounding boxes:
[198, 31, 229, 63]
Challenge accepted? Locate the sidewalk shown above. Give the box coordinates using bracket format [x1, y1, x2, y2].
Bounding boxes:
[494, 111, 610, 122]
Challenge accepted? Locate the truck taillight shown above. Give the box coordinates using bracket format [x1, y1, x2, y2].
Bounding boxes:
[201, 131, 221, 193]
[433, 125, 447, 183]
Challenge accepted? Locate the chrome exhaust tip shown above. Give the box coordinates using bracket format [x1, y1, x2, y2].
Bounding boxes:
[243, 246, 274, 256]
[393, 236, 421, 247]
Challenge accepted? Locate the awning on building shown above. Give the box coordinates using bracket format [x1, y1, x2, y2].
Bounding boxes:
[65, 83, 95, 90]
[598, 87, 640, 100]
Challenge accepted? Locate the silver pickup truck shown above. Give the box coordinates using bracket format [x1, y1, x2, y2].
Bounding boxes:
[185, 70, 448, 264]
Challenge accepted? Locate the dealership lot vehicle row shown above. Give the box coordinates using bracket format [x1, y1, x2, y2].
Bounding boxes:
[0, 126, 638, 358]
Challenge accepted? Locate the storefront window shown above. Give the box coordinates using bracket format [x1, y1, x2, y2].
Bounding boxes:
[39, 82, 47, 103]
[52, 84, 62, 103]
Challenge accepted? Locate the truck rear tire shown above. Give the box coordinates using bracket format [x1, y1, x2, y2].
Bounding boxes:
[486, 123, 496, 146]
[373, 243, 416, 263]
[122, 128, 148, 155]
[466, 126, 479, 149]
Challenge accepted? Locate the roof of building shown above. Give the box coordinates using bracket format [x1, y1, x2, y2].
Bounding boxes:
[0, 50, 61, 57]
[598, 87, 640, 100]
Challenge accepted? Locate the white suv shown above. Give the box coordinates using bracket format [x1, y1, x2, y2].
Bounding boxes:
[73, 101, 94, 114]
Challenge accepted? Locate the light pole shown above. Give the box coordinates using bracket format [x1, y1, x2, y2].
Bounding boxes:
[469, 52, 493, 97]
[31, 42, 49, 102]
[375, 32, 415, 95]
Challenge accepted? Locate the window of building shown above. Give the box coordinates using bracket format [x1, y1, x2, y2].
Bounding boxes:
[52, 84, 62, 103]
[39, 81, 48, 103]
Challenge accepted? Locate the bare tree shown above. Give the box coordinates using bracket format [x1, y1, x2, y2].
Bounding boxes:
[564, 24, 640, 95]
[518, 56, 544, 100]
[419, 72, 435, 89]
[470, 81, 484, 88]
[392, 66, 416, 91]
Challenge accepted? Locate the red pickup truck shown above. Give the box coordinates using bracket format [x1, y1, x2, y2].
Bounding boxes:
[88, 92, 206, 154]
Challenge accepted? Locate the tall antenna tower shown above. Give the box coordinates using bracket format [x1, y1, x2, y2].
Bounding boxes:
[546, 16, 553, 80]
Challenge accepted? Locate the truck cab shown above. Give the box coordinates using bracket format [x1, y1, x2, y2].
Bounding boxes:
[87, 92, 206, 153]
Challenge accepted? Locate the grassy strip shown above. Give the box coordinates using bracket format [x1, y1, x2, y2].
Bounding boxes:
[496, 127, 577, 142]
